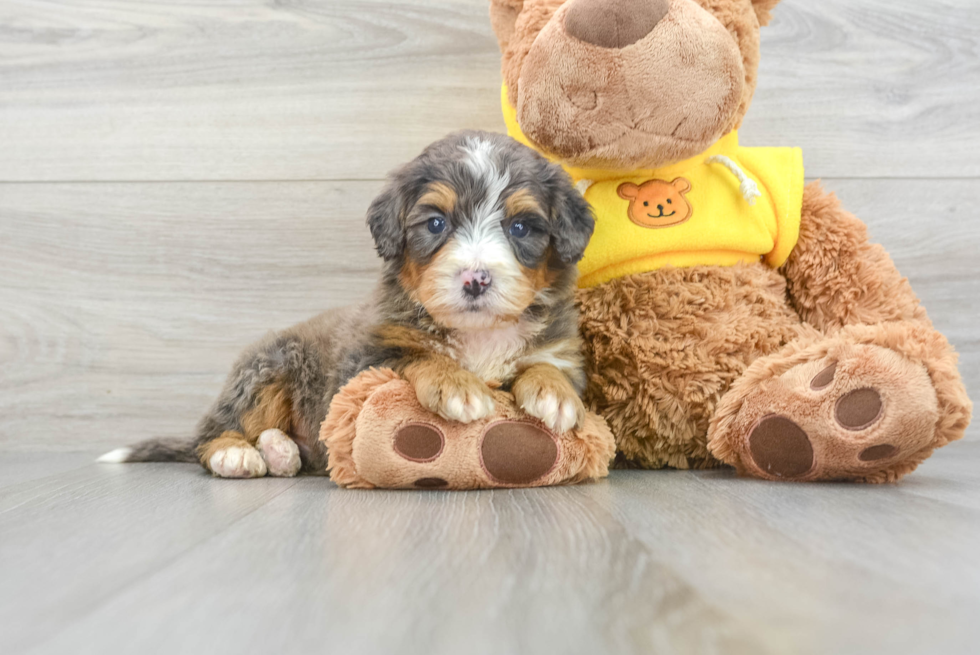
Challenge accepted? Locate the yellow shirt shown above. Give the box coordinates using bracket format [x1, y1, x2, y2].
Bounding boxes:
[501, 86, 805, 288]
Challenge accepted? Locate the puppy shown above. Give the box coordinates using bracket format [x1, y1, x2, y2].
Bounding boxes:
[100, 131, 595, 478]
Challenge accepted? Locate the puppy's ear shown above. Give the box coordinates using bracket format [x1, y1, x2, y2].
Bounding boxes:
[549, 171, 595, 264]
[366, 181, 405, 261]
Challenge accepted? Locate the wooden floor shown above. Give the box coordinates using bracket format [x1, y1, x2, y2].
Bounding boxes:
[1, 446, 978, 655]
[2, 0, 979, 653]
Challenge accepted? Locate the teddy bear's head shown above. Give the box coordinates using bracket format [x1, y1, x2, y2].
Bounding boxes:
[491, 0, 781, 171]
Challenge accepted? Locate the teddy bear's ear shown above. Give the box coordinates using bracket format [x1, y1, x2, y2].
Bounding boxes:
[752, 0, 782, 26]
[617, 183, 640, 200]
[671, 178, 692, 194]
[489, 0, 525, 53]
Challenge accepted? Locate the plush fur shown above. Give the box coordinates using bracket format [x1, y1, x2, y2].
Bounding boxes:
[320, 367, 616, 490]
[104, 131, 601, 480]
[495, 0, 764, 170]
[494, 0, 972, 481]
[578, 262, 804, 469]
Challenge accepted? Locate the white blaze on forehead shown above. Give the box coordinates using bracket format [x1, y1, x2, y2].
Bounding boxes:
[461, 137, 498, 179]
[457, 137, 513, 267]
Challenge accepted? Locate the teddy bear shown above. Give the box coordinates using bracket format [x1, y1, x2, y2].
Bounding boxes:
[489, 0, 972, 481]
[320, 368, 616, 489]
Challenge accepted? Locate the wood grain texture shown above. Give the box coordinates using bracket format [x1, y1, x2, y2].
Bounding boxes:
[0, 461, 299, 654]
[1, 1, 977, 653]
[0, 0, 504, 182]
[606, 444, 980, 655]
[0, 451, 98, 490]
[1, 0, 978, 181]
[2, 178, 976, 451]
[0, 446, 977, 655]
[0, 181, 382, 450]
[742, 0, 980, 178]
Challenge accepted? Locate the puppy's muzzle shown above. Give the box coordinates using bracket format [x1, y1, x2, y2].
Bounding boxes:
[461, 269, 492, 298]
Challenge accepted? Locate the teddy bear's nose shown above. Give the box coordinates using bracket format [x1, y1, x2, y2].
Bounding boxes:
[565, 0, 669, 48]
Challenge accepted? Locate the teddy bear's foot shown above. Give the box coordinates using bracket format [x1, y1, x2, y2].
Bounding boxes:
[709, 332, 946, 482]
[320, 368, 615, 490]
[379, 420, 561, 489]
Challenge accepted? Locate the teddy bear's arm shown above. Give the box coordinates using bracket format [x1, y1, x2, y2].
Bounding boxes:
[779, 181, 929, 332]
[710, 181, 971, 482]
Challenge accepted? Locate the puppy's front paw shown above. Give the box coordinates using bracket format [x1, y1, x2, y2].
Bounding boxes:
[416, 371, 495, 424]
[519, 390, 584, 433]
[513, 370, 584, 434]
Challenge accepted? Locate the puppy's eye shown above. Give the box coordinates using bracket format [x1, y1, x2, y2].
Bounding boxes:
[509, 222, 530, 238]
[667, 199, 672, 204]
[427, 216, 447, 234]
[643, 201, 649, 207]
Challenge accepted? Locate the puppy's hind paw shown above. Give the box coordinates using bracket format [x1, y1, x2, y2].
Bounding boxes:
[209, 445, 268, 479]
[257, 429, 302, 477]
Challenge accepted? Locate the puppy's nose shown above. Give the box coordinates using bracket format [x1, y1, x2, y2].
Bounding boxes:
[461, 269, 492, 298]
[565, 0, 669, 48]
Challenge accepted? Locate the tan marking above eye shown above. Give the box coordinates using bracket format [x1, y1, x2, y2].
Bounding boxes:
[416, 182, 457, 215]
[505, 188, 545, 218]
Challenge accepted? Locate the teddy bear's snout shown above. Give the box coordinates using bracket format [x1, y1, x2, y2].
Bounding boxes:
[511, 0, 749, 170]
[565, 0, 669, 49]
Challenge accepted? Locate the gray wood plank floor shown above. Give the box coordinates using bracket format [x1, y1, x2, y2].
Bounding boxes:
[2, 0, 979, 652]
[1, 445, 978, 655]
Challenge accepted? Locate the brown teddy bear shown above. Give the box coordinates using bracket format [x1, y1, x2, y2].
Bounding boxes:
[321, 368, 616, 490]
[490, 0, 972, 481]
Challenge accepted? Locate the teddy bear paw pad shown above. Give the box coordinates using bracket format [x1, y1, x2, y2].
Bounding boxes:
[393, 424, 444, 462]
[413, 477, 449, 489]
[835, 388, 883, 431]
[747, 415, 814, 478]
[720, 343, 939, 482]
[480, 422, 559, 485]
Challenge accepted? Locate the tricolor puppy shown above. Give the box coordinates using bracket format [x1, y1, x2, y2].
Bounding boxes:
[101, 131, 595, 478]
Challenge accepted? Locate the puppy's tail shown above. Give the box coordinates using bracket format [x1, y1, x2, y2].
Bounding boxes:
[96, 437, 198, 464]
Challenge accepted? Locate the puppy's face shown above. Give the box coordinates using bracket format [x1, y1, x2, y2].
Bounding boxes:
[368, 132, 594, 330]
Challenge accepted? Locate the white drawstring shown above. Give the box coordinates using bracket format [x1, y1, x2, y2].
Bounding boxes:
[576, 179, 594, 195]
[706, 155, 761, 205]
[577, 159, 759, 206]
